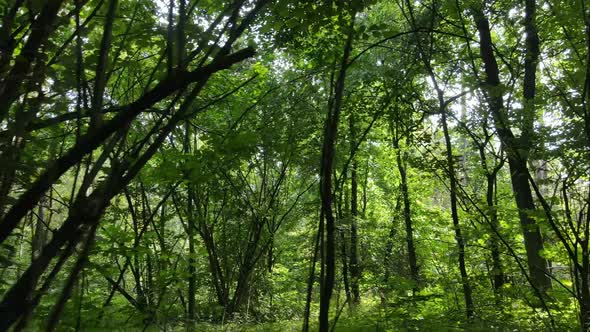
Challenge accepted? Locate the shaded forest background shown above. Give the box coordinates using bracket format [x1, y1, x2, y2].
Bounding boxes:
[0, 0, 589, 330]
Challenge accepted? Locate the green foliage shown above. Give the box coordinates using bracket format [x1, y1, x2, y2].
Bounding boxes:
[0, 0, 588, 331]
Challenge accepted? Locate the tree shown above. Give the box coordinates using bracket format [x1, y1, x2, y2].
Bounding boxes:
[2, 0, 590, 330]
[471, 0, 551, 293]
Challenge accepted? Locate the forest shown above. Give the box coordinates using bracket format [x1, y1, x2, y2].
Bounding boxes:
[0, 0, 589, 330]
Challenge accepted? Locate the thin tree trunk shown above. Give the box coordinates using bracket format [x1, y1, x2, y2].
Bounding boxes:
[318, 12, 355, 331]
[184, 118, 196, 326]
[31, 197, 49, 261]
[200, 226, 228, 307]
[336, 185, 352, 305]
[486, 174, 504, 293]
[187, 192, 197, 326]
[580, 190, 590, 331]
[402, 0, 466, 305]
[303, 215, 322, 332]
[90, 0, 117, 132]
[384, 193, 401, 287]
[441, 110, 474, 318]
[395, 144, 419, 295]
[349, 116, 360, 305]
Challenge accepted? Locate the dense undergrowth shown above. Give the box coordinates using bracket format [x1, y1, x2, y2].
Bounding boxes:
[29, 293, 577, 331]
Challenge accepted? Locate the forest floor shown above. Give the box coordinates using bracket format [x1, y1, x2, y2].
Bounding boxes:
[78, 299, 536, 332]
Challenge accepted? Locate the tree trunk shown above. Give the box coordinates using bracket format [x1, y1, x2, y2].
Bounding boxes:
[486, 174, 505, 293]
[395, 145, 419, 295]
[441, 111, 474, 318]
[584, 248, 590, 331]
[187, 192, 197, 325]
[473, 8, 551, 292]
[31, 197, 49, 261]
[90, 0, 117, 132]
[318, 14, 355, 331]
[200, 224, 229, 307]
[349, 116, 360, 305]
[303, 216, 322, 332]
[384, 193, 401, 287]
[336, 187, 352, 305]
[184, 120, 197, 326]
